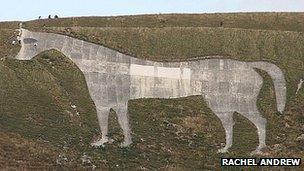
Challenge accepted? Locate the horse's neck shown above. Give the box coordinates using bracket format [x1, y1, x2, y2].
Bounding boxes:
[43, 32, 107, 69]
[41, 31, 171, 74]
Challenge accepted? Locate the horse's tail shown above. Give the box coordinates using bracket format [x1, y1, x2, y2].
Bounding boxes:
[248, 62, 286, 114]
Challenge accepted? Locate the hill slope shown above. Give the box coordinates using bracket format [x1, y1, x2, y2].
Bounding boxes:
[0, 46, 99, 169]
[0, 13, 304, 169]
[24, 13, 304, 32]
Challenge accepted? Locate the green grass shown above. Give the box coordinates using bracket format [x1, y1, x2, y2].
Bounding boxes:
[24, 13, 304, 32]
[0, 21, 20, 29]
[0, 29, 20, 58]
[0, 132, 59, 169]
[34, 26, 304, 63]
[0, 50, 99, 169]
[1, 13, 304, 169]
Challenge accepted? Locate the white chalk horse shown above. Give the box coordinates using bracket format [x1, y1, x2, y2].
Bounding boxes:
[15, 28, 286, 154]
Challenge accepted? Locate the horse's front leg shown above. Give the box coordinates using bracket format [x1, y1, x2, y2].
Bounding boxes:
[114, 103, 132, 147]
[91, 107, 111, 147]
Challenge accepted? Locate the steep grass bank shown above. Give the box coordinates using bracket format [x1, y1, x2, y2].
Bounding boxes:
[0, 50, 99, 169]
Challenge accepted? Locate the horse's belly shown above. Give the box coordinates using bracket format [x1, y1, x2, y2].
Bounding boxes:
[129, 64, 197, 99]
[130, 76, 195, 99]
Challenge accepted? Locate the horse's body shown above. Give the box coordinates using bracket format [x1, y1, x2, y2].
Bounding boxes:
[16, 29, 286, 154]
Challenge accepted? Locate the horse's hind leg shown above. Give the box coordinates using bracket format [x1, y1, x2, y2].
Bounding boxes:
[216, 112, 234, 153]
[91, 107, 111, 147]
[114, 103, 132, 147]
[243, 107, 267, 155]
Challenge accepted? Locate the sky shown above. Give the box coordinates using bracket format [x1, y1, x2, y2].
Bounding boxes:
[0, 0, 303, 21]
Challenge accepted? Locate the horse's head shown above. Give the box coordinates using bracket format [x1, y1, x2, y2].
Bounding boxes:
[15, 29, 53, 60]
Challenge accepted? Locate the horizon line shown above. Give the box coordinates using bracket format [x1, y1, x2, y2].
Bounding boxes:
[1, 11, 304, 22]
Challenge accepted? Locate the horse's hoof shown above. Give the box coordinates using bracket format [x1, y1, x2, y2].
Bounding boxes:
[108, 138, 114, 143]
[91, 141, 105, 148]
[218, 148, 229, 153]
[91, 138, 109, 147]
[250, 149, 264, 156]
[120, 141, 132, 148]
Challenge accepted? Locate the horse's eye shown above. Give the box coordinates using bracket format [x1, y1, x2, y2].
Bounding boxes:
[23, 38, 38, 44]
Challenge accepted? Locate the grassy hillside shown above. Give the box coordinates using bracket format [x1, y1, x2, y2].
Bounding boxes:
[28, 25, 304, 168]
[35, 26, 304, 62]
[24, 13, 304, 32]
[0, 48, 100, 169]
[0, 29, 20, 58]
[1, 13, 304, 169]
[0, 21, 19, 29]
